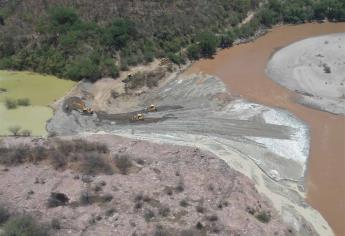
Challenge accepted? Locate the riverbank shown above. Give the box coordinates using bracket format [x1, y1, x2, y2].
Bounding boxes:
[186, 22, 345, 236]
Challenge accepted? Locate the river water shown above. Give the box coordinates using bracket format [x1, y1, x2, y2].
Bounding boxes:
[187, 22, 345, 236]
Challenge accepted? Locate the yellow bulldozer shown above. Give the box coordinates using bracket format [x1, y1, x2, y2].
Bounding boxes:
[147, 104, 157, 112]
[131, 113, 144, 121]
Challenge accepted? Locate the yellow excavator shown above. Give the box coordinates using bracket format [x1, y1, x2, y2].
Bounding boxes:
[66, 98, 93, 115]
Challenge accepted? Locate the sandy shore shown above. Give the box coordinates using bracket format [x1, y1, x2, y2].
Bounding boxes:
[267, 33, 345, 114]
[186, 22, 345, 236]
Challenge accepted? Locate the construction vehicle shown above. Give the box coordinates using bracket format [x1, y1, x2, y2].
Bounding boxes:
[147, 104, 157, 112]
[159, 58, 170, 66]
[64, 97, 93, 115]
[82, 107, 94, 115]
[131, 113, 144, 121]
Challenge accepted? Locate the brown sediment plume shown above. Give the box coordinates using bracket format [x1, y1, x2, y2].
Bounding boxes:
[186, 22, 345, 236]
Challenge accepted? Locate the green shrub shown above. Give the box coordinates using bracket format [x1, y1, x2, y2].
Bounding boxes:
[258, 8, 278, 27]
[64, 58, 101, 82]
[219, 31, 235, 48]
[100, 58, 119, 78]
[167, 53, 185, 65]
[179, 199, 188, 207]
[2, 215, 48, 236]
[5, 98, 17, 109]
[143, 209, 155, 222]
[20, 129, 32, 137]
[197, 32, 219, 58]
[48, 6, 79, 32]
[0, 205, 10, 224]
[256, 211, 271, 223]
[103, 19, 137, 50]
[187, 44, 200, 60]
[17, 98, 31, 106]
[158, 206, 170, 217]
[51, 218, 61, 230]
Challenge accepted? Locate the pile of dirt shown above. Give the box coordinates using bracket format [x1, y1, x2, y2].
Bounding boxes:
[0, 134, 294, 236]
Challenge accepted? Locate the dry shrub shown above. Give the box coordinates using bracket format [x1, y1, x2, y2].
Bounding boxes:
[47, 192, 69, 208]
[0, 145, 29, 165]
[79, 153, 113, 175]
[0, 139, 113, 175]
[2, 215, 48, 236]
[114, 154, 133, 175]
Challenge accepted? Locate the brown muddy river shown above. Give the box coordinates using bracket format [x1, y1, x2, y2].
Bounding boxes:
[187, 22, 345, 236]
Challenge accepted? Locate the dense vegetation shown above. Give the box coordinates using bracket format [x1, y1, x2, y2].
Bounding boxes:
[0, 0, 344, 81]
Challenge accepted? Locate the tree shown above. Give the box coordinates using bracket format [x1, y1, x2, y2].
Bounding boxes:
[0, 15, 4, 26]
[258, 8, 278, 27]
[197, 32, 219, 58]
[9, 126, 21, 136]
[64, 57, 101, 81]
[219, 31, 235, 48]
[104, 19, 136, 50]
[48, 6, 79, 32]
[187, 43, 200, 60]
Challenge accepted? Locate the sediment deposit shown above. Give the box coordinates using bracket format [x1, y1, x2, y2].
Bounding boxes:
[267, 33, 345, 114]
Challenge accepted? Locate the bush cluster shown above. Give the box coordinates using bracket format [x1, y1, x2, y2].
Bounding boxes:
[4, 98, 31, 109]
[0, 139, 113, 175]
[1, 215, 49, 236]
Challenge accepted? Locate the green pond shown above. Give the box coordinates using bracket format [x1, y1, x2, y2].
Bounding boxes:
[0, 71, 75, 136]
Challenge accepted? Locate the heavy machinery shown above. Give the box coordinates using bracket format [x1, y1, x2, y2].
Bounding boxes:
[64, 97, 93, 115]
[82, 107, 94, 115]
[159, 58, 170, 66]
[147, 104, 157, 112]
[131, 113, 144, 121]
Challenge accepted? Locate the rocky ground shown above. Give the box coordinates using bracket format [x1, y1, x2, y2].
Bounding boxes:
[0, 135, 293, 236]
[266, 33, 345, 115]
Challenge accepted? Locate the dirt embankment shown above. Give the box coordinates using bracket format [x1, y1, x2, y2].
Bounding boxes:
[0, 135, 292, 236]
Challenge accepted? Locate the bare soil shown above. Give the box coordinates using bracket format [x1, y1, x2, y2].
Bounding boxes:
[0, 135, 293, 236]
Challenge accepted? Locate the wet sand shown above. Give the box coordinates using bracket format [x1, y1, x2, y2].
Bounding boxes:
[187, 22, 345, 236]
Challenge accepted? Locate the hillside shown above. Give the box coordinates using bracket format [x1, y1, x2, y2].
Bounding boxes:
[0, 0, 260, 80]
[0, 0, 344, 82]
